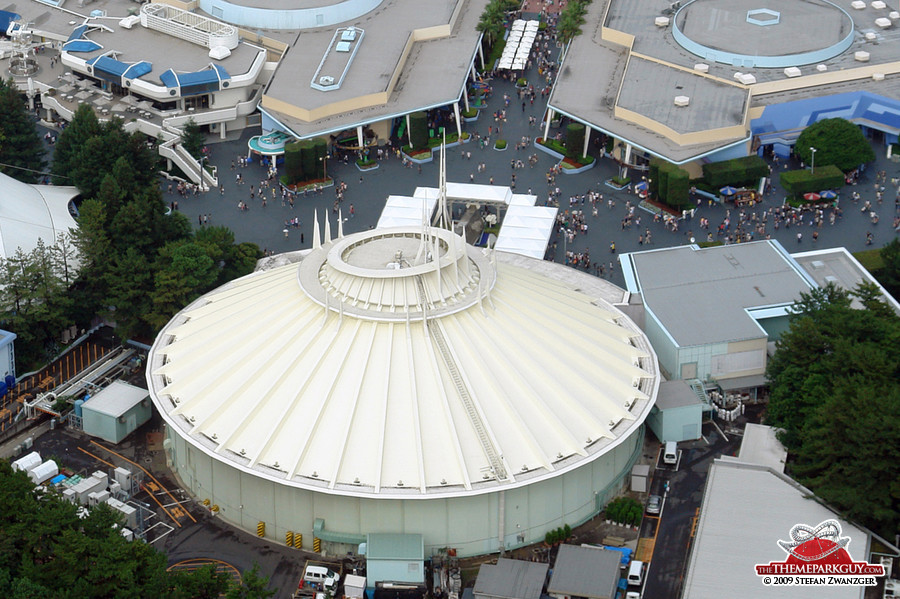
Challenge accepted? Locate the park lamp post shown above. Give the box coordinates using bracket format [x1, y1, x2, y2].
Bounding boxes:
[320, 154, 328, 182]
[810, 146, 817, 175]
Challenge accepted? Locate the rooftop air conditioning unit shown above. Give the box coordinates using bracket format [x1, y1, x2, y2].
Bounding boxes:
[319, 75, 335, 85]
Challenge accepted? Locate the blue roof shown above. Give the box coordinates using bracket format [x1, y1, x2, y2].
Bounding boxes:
[63, 39, 102, 53]
[212, 64, 231, 80]
[66, 24, 87, 43]
[89, 55, 129, 77]
[178, 69, 219, 86]
[122, 61, 152, 80]
[0, 10, 20, 32]
[159, 69, 178, 88]
[159, 65, 230, 89]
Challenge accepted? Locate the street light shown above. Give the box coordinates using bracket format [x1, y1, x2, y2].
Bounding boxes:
[810, 146, 817, 175]
[319, 154, 328, 182]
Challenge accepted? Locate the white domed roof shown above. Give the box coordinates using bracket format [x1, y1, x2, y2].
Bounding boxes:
[0, 173, 78, 259]
[147, 227, 659, 498]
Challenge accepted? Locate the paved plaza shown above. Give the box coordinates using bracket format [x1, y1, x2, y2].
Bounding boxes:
[166, 53, 898, 290]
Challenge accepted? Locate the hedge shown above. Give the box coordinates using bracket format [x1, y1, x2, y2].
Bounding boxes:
[284, 141, 303, 184]
[565, 123, 585, 158]
[779, 165, 844, 197]
[667, 167, 691, 209]
[409, 111, 428, 149]
[702, 155, 769, 188]
[299, 140, 316, 182]
[312, 138, 328, 180]
[648, 162, 660, 199]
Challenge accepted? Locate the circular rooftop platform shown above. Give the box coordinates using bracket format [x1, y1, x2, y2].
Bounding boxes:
[673, 0, 854, 68]
[147, 227, 658, 499]
[198, 0, 382, 30]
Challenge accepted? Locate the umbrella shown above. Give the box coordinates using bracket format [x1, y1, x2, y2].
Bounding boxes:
[634, 181, 649, 191]
[819, 190, 837, 199]
[803, 192, 821, 201]
[719, 186, 737, 196]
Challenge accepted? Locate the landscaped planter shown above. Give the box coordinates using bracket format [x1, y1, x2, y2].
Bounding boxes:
[560, 159, 596, 175]
[604, 178, 631, 191]
[494, 140, 508, 151]
[355, 161, 380, 172]
[401, 149, 434, 164]
[534, 138, 565, 160]
[463, 112, 479, 123]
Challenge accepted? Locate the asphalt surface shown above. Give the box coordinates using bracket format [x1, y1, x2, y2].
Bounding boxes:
[640, 423, 743, 599]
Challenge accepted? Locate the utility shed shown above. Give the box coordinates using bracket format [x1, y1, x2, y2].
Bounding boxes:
[366, 533, 425, 586]
[474, 558, 548, 599]
[81, 381, 151, 444]
[547, 544, 620, 599]
[646, 380, 705, 442]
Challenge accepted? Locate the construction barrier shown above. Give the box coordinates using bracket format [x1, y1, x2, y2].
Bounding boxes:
[257, 521, 265, 537]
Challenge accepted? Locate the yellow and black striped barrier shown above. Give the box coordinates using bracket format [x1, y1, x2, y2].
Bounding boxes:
[257, 521, 265, 537]
[294, 533, 303, 549]
[313, 537, 321, 552]
[286, 531, 294, 546]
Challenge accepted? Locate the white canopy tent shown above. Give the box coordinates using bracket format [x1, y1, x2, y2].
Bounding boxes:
[376, 195, 438, 229]
[494, 205, 558, 259]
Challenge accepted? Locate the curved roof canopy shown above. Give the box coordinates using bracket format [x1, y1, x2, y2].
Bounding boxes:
[148, 226, 658, 498]
[0, 173, 78, 260]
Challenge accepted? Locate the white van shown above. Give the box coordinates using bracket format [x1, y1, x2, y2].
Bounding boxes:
[627, 560, 644, 586]
[305, 565, 339, 590]
[663, 441, 678, 465]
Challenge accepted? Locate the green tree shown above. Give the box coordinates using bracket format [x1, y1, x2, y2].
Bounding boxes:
[0, 78, 46, 183]
[876, 238, 900, 299]
[476, 0, 505, 48]
[147, 241, 218, 330]
[794, 118, 875, 172]
[766, 283, 900, 537]
[225, 564, 276, 599]
[558, 0, 592, 44]
[180, 118, 204, 161]
[51, 103, 100, 185]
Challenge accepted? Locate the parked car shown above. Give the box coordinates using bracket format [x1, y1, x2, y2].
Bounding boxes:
[646, 494, 661, 515]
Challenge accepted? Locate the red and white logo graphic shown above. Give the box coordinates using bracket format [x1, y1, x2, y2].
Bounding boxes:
[755, 519, 885, 586]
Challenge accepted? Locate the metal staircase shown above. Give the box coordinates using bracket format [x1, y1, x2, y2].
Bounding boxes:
[415, 275, 507, 481]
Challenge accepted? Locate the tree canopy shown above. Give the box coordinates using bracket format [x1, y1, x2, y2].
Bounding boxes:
[0, 461, 275, 598]
[794, 118, 876, 173]
[1, 107, 259, 369]
[180, 118, 205, 161]
[0, 77, 46, 183]
[765, 283, 900, 537]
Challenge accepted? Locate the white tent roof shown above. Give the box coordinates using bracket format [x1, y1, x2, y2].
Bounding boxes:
[147, 226, 658, 499]
[495, 205, 558, 260]
[0, 173, 78, 259]
[376, 195, 438, 229]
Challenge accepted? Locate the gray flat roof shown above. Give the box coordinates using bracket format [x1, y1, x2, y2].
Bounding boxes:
[682, 459, 870, 599]
[83, 380, 148, 418]
[616, 56, 747, 134]
[551, 0, 900, 163]
[627, 241, 813, 347]
[737, 423, 787, 472]
[792, 247, 900, 315]
[474, 559, 548, 599]
[263, 0, 486, 138]
[656, 380, 701, 410]
[547, 545, 619, 599]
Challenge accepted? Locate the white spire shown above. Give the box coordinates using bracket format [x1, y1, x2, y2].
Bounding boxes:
[313, 209, 321, 250]
[324, 214, 332, 244]
[338, 209, 344, 239]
